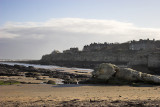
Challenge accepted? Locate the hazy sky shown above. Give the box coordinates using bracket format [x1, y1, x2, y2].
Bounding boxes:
[0, 0, 160, 59]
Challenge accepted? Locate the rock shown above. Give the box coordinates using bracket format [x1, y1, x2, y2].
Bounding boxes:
[63, 78, 78, 84]
[92, 63, 118, 80]
[116, 68, 160, 84]
[92, 63, 160, 84]
[115, 68, 142, 81]
[141, 73, 160, 84]
[14, 64, 26, 69]
[47, 80, 56, 84]
[36, 76, 42, 80]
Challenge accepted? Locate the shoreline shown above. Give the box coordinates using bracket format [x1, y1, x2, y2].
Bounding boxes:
[0, 61, 93, 74]
[0, 62, 92, 85]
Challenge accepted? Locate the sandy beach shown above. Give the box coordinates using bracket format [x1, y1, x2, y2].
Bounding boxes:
[0, 63, 160, 106]
[0, 84, 160, 106]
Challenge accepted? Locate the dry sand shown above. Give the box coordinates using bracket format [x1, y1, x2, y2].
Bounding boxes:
[0, 84, 160, 106]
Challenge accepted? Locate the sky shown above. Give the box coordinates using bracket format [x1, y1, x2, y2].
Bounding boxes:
[0, 0, 160, 60]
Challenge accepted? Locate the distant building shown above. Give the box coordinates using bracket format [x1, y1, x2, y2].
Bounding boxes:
[83, 43, 108, 51]
[63, 47, 79, 53]
[129, 39, 156, 50]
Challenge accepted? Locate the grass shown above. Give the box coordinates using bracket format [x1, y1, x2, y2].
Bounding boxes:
[0, 80, 20, 85]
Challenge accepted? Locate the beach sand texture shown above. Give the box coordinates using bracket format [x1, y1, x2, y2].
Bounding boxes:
[0, 84, 160, 106]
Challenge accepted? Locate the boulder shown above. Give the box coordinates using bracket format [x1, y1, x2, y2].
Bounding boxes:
[92, 63, 160, 84]
[47, 80, 56, 84]
[141, 73, 160, 84]
[115, 68, 142, 81]
[92, 63, 118, 80]
[116, 68, 160, 84]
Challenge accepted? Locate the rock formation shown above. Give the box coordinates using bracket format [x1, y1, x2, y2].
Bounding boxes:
[0, 64, 91, 84]
[92, 63, 118, 80]
[92, 63, 160, 84]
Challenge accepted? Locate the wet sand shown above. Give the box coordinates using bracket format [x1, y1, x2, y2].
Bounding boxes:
[0, 84, 160, 106]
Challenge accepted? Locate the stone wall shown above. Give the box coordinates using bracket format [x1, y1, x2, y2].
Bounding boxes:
[148, 53, 160, 68]
[128, 51, 160, 68]
[128, 54, 148, 65]
[42, 51, 134, 63]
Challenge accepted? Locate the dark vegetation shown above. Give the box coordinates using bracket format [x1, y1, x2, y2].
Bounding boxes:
[0, 80, 20, 85]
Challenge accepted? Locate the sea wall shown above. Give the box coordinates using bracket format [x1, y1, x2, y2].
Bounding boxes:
[148, 53, 160, 68]
[41, 50, 136, 69]
[129, 52, 160, 68]
[42, 51, 134, 63]
[128, 55, 148, 65]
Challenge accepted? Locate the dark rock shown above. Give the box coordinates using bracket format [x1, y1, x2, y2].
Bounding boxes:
[47, 80, 56, 84]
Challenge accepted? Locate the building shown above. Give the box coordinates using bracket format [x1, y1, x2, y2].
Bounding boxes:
[63, 47, 79, 53]
[83, 42, 108, 51]
[129, 39, 156, 50]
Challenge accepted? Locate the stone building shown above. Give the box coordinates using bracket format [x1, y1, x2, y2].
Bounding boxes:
[129, 39, 156, 50]
[63, 47, 79, 53]
[83, 42, 109, 51]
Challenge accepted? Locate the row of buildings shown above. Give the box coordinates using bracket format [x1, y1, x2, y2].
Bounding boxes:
[61, 39, 160, 53]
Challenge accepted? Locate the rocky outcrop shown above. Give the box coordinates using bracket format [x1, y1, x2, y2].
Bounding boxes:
[92, 63, 118, 80]
[0, 64, 23, 76]
[92, 63, 160, 84]
[0, 64, 91, 84]
[141, 73, 160, 84]
[115, 68, 142, 81]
